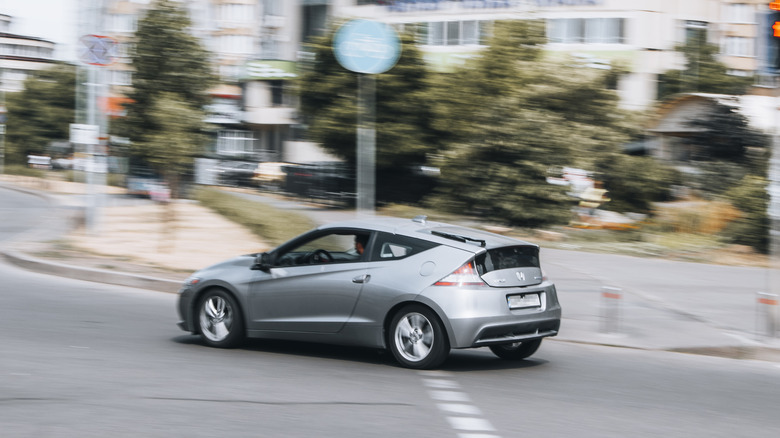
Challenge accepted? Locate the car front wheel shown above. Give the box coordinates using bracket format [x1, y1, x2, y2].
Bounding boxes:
[489, 339, 542, 360]
[389, 305, 449, 369]
[197, 289, 245, 348]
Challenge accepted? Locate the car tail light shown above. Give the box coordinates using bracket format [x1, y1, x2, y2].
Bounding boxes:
[434, 261, 486, 287]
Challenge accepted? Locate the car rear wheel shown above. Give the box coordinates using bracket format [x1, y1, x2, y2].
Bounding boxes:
[389, 305, 449, 369]
[197, 289, 244, 348]
[489, 339, 542, 360]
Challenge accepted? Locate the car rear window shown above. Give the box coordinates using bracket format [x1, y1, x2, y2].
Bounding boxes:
[475, 246, 539, 274]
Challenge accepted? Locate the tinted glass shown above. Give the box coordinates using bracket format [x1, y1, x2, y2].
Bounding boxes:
[475, 246, 539, 274]
[370, 232, 439, 261]
[275, 231, 371, 266]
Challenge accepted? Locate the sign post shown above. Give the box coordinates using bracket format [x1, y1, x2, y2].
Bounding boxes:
[333, 20, 401, 216]
[0, 103, 6, 176]
[77, 0, 114, 233]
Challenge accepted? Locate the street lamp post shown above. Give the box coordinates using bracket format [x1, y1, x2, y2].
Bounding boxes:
[0, 68, 6, 175]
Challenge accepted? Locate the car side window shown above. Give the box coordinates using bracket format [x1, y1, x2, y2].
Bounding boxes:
[370, 232, 438, 262]
[274, 231, 371, 266]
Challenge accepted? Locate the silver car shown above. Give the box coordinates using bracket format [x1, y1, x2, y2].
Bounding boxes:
[177, 216, 561, 369]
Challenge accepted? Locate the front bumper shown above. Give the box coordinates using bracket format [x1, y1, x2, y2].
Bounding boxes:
[176, 286, 195, 333]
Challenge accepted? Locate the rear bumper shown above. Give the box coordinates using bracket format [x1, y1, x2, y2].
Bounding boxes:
[420, 282, 562, 349]
[447, 311, 561, 349]
[470, 317, 560, 347]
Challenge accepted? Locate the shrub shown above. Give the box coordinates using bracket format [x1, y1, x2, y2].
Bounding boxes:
[721, 175, 769, 254]
[194, 187, 316, 247]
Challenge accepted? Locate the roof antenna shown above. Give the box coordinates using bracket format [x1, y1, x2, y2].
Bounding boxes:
[412, 215, 427, 224]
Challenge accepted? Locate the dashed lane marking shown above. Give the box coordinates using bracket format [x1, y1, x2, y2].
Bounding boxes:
[420, 371, 502, 438]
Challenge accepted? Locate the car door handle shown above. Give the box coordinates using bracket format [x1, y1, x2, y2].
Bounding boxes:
[352, 274, 370, 284]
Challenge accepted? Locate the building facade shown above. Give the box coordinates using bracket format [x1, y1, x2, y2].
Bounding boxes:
[67, 1, 780, 161]
[332, 0, 778, 110]
[0, 14, 57, 93]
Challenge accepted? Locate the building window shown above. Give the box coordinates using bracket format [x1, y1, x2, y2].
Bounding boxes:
[419, 20, 487, 46]
[107, 14, 137, 33]
[722, 36, 754, 57]
[723, 3, 755, 24]
[260, 38, 279, 59]
[684, 20, 708, 46]
[218, 35, 253, 55]
[264, 0, 284, 17]
[585, 18, 625, 44]
[219, 3, 255, 25]
[462, 20, 479, 45]
[548, 18, 624, 44]
[217, 130, 256, 156]
[727, 69, 751, 77]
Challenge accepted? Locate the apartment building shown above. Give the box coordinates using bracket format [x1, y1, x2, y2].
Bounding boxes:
[0, 14, 57, 93]
[86, 1, 779, 159]
[331, 0, 777, 109]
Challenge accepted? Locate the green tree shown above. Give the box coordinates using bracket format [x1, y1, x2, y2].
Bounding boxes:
[115, 0, 215, 196]
[683, 102, 769, 166]
[298, 23, 440, 202]
[429, 92, 573, 227]
[594, 153, 680, 213]
[4, 64, 76, 165]
[722, 175, 769, 253]
[430, 20, 642, 227]
[657, 31, 753, 99]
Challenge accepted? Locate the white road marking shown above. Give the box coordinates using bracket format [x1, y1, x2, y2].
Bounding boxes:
[447, 416, 496, 431]
[421, 372, 502, 438]
[437, 403, 482, 415]
[457, 434, 501, 438]
[429, 390, 471, 402]
[423, 378, 461, 389]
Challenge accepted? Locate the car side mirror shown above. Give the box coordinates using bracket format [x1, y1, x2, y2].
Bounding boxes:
[252, 252, 272, 272]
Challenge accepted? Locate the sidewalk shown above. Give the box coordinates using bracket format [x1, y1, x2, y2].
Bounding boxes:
[2, 176, 779, 362]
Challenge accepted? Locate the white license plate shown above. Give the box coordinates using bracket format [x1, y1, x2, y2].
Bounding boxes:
[507, 293, 541, 309]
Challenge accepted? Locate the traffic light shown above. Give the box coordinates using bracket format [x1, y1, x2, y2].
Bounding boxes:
[766, 7, 780, 72]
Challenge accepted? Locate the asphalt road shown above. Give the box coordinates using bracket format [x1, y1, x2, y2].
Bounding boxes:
[2, 187, 780, 438]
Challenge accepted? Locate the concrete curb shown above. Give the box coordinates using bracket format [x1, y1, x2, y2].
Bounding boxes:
[1, 250, 181, 294]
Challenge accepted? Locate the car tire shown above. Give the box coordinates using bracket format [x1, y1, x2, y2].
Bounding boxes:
[389, 305, 449, 369]
[489, 339, 542, 360]
[197, 289, 245, 348]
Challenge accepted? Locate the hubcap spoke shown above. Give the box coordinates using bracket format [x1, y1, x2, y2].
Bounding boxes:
[213, 321, 229, 340]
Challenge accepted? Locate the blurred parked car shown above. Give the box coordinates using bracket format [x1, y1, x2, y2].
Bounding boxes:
[284, 162, 355, 205]
[127, 169, 165, 198]
[176, 217, 562, 369]
[253, 162, 292, 189]
[216, 161, 257, 187]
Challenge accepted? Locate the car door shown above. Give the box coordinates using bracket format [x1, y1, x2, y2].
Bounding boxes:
[247, 229, 371, 333]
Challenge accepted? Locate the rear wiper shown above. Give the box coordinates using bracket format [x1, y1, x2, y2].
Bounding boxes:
[431, 230, 486, 247]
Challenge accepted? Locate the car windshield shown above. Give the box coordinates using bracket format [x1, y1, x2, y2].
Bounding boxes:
[475, 246, 539, 275]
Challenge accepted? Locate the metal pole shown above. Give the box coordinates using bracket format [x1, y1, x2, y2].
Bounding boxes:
[767, 89, 780, 335]
[356, 73, 376, 216]
[0, 67, 6, 175]
[78, 0, 107, 234]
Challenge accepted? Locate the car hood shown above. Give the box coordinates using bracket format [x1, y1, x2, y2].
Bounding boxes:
[196, 254, 257, 276]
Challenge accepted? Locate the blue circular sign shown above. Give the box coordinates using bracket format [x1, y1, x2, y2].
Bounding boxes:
[333, 20, 401, 74]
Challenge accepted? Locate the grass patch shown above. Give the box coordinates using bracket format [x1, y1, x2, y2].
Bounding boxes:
[194, 187, 316, 247]
[3, 164, 46, 178]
